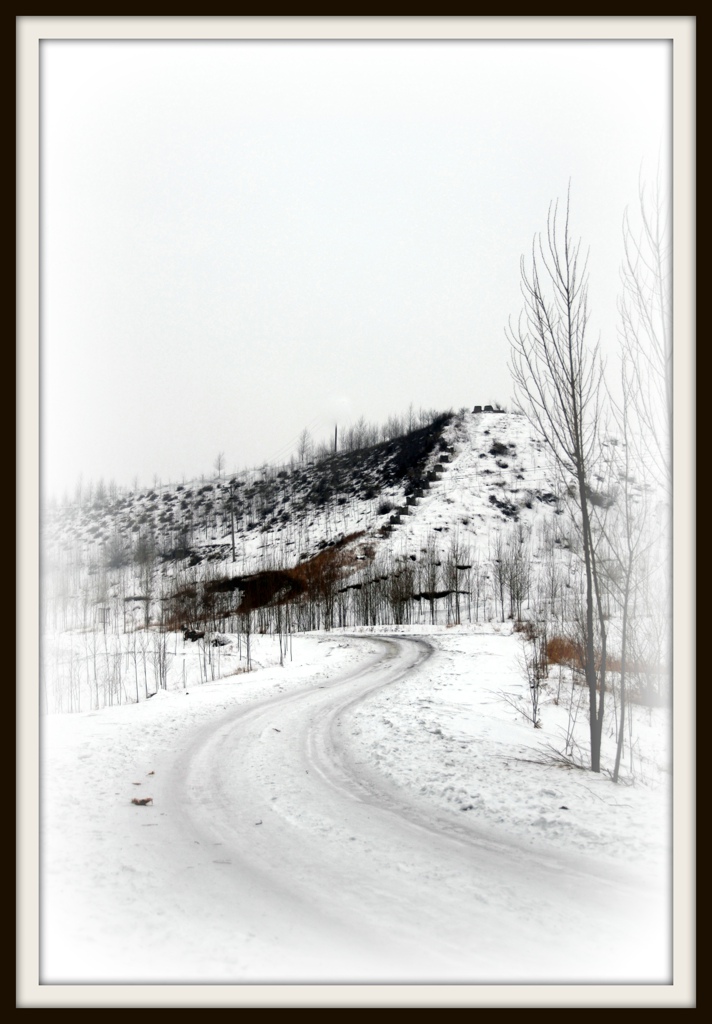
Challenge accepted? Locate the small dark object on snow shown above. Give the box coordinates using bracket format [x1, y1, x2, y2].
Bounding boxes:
[273, 728, 281, 732]
[559, 805, 569, 810]
[184, 628, 205, 642]
[147, 771, 155, 776]
[131, 797, 153, 806]
[255, 820, 262, 825]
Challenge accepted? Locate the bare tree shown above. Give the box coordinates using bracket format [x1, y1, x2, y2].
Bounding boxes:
[297, 428, 313, 464]
[506, 187, 608, 773]
[491, 531, 508, 622]
[619, 168, 672, 718]
[134, 534, 156, 628]
[618, 167, 672, 497]
[506, 525, 530, 621]
[598, 171, 672, 781]
[598, 361, 655, 782]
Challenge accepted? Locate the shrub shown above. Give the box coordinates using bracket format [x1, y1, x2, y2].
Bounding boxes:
[546, 635, 584, 668]
[490, 441, 509, 457]
[513, 620, 538, 640]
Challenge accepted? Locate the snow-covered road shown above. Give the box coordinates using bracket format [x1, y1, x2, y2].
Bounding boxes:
[41, 633, 669, 986]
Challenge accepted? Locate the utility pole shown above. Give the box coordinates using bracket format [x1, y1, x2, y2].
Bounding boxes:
[334, 424, 338, 453]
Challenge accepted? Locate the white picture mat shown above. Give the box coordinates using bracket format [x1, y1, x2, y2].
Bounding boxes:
[17, 15, 695, 1009]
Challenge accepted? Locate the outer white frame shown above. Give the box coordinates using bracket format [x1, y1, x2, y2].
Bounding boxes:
[17, 15, 695, 1009]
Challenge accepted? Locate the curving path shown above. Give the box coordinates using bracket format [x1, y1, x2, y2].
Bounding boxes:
[144, 635, 666, 985]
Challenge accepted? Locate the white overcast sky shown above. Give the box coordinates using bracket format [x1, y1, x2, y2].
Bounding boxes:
[40, 39, 670, 498]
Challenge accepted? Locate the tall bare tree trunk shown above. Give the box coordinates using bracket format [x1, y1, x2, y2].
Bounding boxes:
[507, 187, 607, 772]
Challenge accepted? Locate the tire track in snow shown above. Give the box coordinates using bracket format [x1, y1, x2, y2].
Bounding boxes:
[163, 636, 446, 981]
[160, 635, 666, 984]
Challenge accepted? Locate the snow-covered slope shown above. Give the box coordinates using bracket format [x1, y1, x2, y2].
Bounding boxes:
[377, 409, 562, 556]
[42, 410, 577, 625]
[41, 406, 667, 712]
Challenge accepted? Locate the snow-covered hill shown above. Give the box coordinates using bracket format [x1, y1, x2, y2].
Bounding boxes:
[41, 406, 667, 712]
[42, 410, 577, 625]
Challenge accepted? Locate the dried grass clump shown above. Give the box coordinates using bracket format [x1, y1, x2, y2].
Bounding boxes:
[546, 635, 584, 668]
